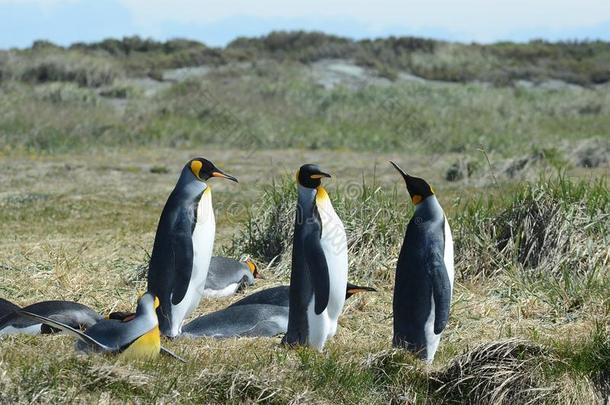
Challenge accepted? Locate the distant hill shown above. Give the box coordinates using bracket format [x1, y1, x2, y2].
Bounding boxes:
[2, 31, 610, 87]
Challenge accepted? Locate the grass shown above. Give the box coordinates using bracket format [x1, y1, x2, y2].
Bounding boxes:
[2, 68, 610, 156]
[5, 32, 610, 85]
[0, 150, 608, 403]
[0, 33, 609, 403]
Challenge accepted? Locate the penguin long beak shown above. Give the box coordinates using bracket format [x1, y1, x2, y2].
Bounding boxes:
[345, 284, 377, 299]
[389, 161, 410, 181]
[310, 171, 331, 179]
[211, 169, 239, 183]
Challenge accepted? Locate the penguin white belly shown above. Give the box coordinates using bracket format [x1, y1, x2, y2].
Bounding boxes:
[306, 189, 349, 348]
[170, 188, 215, 336]
[0, 324, 41, 336]
[423, 217, 454, 363]
[317, 197, 348, 324]
[203, 283, 239, 298]
[443, 218, 455, 288]
[306, 298, 331, 350]
[423, 296, 441, 363]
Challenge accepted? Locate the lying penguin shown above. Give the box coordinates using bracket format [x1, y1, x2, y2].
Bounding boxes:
[181, 283, 375, 339]
[203, 256, 261, 298]
[229, 283, 375, 308]
[18, 293, 184, 362]
[0, 300, 102, 336]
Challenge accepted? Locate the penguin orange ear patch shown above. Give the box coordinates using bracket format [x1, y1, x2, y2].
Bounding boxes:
[412, 195, 423, 205]
[190, 160, 203, 179]
[246, 259, 256, 274]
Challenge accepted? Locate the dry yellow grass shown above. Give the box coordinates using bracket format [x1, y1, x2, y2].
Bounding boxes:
[0, 148, 608, 404]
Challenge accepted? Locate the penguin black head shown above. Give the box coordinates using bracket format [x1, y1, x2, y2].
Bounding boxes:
[390, 161, 434, 205]
[296, 164, 331, 189]
[188, 157, 238, 183]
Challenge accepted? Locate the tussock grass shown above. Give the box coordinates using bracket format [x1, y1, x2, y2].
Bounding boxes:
[454, 176, 609, 280]
[228, 175, 608, 293]
[226, 177, 405, 283]
[433, 339, 553, 404]
[12, 32, 610, 86]
[3, 50, 122, 88]
[0, 33, 610, 156]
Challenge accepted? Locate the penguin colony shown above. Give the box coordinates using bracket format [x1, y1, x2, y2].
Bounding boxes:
[2, 158, 453, 364]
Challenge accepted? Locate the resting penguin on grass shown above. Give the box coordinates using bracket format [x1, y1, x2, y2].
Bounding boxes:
[19, 293, 184, 362]
[282, 164, 349, 350]
[181, 283, 375, 338]
[147, 157, 238, 337]
[0, 300, 102, 336]
[203, 256, 261, 298]
[229, 283, 375, 308]
[390, 161, 454, 364]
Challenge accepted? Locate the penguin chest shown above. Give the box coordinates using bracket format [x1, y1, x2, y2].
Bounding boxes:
[120, 326, 161, 360]
[203, 283, 239, 298]
[315, 196, 348, 321]
[443, 218, 455, 289]
[190, 188, 216, 292]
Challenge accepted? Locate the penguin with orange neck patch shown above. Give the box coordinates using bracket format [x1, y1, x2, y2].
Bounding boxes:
[147, 157, 238, 337]
[203, 256, 261, 298]
[390, 161, 454, 364]
[282, 164, 348, 350]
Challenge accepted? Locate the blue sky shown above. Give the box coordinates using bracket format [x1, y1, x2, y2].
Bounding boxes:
[1, 0, 610, 49]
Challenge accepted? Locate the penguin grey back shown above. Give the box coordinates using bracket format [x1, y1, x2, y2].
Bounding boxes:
[182, 304, 288, 338]
[205, 256, 255, 291]
[229, 286, 290, 308]
[230, 283, 375, 309]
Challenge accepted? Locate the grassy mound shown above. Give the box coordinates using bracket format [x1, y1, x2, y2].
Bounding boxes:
[227, 176, 608, 288]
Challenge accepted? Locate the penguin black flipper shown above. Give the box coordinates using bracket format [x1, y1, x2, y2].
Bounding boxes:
[169, 209, 195, 306]
[304, 223, 330, 315]
[18, 310, 113, 351]
[428, 250, 451, 334]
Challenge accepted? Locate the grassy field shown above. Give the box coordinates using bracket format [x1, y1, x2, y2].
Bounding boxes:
[0, 33, 609, 404]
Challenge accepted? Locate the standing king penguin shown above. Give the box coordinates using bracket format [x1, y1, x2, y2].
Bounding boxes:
[390, 161, 454, 363]
[147, 157, 238, 337]
[282, 164, 348, 350]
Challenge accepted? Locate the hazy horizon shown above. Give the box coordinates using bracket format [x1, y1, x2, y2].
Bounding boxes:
[1, 0, 610, 49]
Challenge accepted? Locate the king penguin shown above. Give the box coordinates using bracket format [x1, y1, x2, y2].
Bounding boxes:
[147, 157, 238, 337]
[390, 161, 454, 363]
[19, 293, 184, 362]
[203, 256, 261, 298]
[182, 283, 375, 339]
[282, 164, 348, 350]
